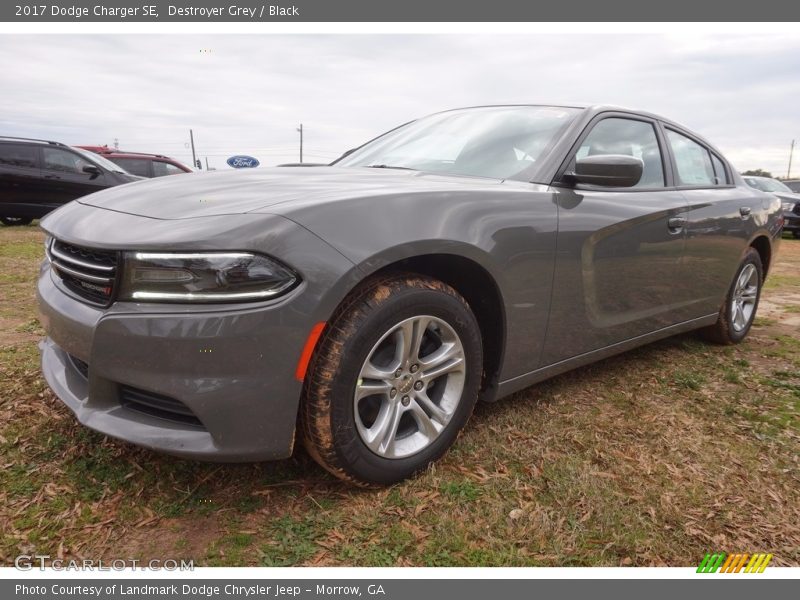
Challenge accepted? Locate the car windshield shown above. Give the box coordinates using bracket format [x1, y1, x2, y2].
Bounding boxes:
[72, 146, 132, 174]
[336, 106, 580, 180]
[745, 177, 792, 193]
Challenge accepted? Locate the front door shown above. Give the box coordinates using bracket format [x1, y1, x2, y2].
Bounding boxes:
[41, 146, 108, 206]
[541, 115, 689, 365]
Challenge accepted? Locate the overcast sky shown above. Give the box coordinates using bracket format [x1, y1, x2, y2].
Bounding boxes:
[1, 34, 798, 175]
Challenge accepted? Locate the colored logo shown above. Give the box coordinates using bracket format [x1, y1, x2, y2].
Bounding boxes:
[226, 155, 260, 169]
[697, 552, 773, 573]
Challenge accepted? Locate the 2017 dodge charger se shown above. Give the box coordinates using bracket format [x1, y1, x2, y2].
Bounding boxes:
[36, 105, 782, 485]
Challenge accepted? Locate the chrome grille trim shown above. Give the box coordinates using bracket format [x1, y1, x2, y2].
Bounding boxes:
[50, 243, 115, 272]
[48, 238, 119, 306]
[51, 261, 114, 284]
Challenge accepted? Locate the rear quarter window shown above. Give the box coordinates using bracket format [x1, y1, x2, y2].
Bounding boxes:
[152, 161, 186, 177]
[0, 144, 38, 168]
[110, 158, 151, 177]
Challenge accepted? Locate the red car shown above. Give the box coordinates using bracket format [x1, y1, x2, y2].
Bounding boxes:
[77, 146, 192, 178]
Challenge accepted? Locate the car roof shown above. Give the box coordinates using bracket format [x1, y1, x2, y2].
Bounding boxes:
[0, 135, 69, 148]
[431, 104, 718, 148]
[76, 146, 173, 160]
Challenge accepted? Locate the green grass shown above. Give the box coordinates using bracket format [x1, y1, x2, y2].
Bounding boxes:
[673, 370, 707, 391]
[764, 274, 800, 290]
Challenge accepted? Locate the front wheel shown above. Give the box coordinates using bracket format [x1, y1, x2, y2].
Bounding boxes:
[700, 247, 763, 344]
[300, 274, 483, 486]
[0, 217, 33, 226]
[792, 230, 800, 240]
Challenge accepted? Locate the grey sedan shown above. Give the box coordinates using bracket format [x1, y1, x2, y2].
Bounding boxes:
[37, 105, 783, 485]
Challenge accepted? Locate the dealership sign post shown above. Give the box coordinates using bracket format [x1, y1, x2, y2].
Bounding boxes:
[226, 155, 260, 168]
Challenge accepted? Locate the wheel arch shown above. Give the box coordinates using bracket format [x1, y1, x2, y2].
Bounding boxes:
[314, 244, 508, 404]
[367, 253, 506, 403]
[748, 233, 773, 278]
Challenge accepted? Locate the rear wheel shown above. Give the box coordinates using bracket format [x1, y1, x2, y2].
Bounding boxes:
[700, 247, 763, 344]
[300, 274, 482, 486]
[0, 217, 32, 226]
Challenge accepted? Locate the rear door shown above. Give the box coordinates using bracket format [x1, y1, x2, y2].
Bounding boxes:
[663, 127, 758, 318]
[0, 143, 44, 216]
[41, 146, 109, 204]
[542, 113, 689, 365]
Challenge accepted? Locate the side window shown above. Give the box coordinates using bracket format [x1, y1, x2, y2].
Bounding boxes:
[0, 144, 38, 169]
[42, 148, 93, 175]
[710, 153, 728, 185]
[575, 118, 665, 188]
[152, 161, 185, 177]
[666, 130, 715, 187]
[0, 144, 38, 168]
[111, 158, 150, 177]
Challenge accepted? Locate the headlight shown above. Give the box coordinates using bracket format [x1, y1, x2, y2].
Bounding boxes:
[781, 201, 795, 212]
[119, 251, 298, 303]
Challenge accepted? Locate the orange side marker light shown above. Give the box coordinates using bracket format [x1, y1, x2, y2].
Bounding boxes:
[295, 322, 326, 382]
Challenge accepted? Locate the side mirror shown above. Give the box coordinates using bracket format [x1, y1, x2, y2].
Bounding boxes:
[82, 165, 102, 176]
[567, 154, 643, 188]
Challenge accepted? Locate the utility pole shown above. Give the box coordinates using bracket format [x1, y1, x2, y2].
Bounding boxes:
[789, 139, 795, 179]
[189, 129, 198, 170]
[297, 123, 303, 163]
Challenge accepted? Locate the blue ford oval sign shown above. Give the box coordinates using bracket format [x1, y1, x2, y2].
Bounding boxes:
[226, 155, 260, 169]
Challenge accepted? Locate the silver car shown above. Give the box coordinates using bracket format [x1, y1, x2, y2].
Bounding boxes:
[37, 105, 783, 485]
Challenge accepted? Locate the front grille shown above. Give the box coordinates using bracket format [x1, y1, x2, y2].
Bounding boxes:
[68, 354, 89, 379]
[119, 385, 205, 428]
[48, 239, 118, 306]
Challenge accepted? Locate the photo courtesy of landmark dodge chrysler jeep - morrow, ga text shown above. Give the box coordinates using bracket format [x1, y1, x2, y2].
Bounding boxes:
[36, 105, 783, 485]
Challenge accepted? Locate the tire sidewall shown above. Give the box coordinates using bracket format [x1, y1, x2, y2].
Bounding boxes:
[0, 217, 32, 226]
[327, 285, 482, 485]
[723, 250, 763, 343]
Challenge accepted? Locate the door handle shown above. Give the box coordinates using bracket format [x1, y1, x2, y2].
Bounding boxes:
[667, 216, 686, 231]
[44, 175, 61, 180]
[739, 206, 752, 218]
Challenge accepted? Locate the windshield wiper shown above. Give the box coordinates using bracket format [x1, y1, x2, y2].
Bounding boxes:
[364, 164, 416, 171]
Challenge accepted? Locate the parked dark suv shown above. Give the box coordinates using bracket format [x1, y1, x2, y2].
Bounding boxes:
[0, 137, 143, 225]
[78, 146, 192, 178]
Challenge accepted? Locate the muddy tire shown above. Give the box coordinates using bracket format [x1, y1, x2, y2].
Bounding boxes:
[700, 247, 763, 345]
[299, 273, 482, 486]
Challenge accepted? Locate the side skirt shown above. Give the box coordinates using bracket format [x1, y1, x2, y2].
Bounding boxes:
[495, 313, 719, 400]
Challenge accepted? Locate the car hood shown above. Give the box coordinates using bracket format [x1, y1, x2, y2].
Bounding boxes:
[773, 191, 800, 203]
[78, 166, 504, 219]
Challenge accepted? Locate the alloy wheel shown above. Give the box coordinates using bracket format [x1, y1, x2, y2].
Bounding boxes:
[353, 315, 466, 459]
[730, 263, 758, 332]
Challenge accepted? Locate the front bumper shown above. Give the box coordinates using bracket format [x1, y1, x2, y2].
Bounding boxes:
[37, 267, 308, 461]
[35, 210, 359, 462]
[783, 211, 800, 232]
